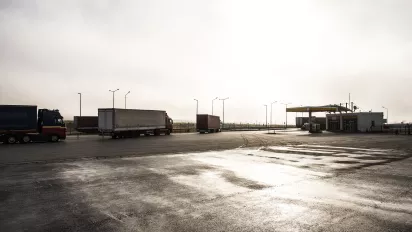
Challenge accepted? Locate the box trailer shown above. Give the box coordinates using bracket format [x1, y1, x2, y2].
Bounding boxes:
[196, 114, 221, 133]
[74, 116, 98, 133]
[0, 105, 66, 144]
[98, 108, 173, 139]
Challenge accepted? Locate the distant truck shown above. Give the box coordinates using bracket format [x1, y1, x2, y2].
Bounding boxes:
[196, 114, 221, 133]
[98, 108, 173, 139]
[74, 116, 98, 133]
[301, 122, 321, 133]
[0, 105, 66, 144]
[301, 123, 310, 130]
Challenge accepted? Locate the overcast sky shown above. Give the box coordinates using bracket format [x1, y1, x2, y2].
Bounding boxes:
[1, 0, 411, 123]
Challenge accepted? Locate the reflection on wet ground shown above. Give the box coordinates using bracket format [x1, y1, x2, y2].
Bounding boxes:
[1, 145, 411, 231]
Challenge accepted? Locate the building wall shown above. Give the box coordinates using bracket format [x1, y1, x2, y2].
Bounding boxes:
[326, 112, 384, 132]
[326, 114, 342, 131]
[357, 112, 384, 132]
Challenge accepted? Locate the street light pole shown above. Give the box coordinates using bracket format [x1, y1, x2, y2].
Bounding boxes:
[220, 97, 229, 130]
[264, 104, 268, 128]
[194, 99, 198, 115]
[109, 89, 119, 108]
[78, 93, 82, 117]
[125, 91, 130, 109]
[270, 101, 277, 127]
[281, 102, 292, 129]
[124, 91, 130, 109]
[212, 97, 218, 115]
[382, 106, 389, 123]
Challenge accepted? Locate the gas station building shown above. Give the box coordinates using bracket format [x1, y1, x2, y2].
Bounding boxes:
[326, 112, 385, 132]
[287, 105, 385, 133]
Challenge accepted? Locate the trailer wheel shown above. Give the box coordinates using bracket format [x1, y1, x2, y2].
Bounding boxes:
[50, 135, 59, 142]
[21, 135, 31, 144]
[154, 129, 160, 136]
[7, 135, 17, 144]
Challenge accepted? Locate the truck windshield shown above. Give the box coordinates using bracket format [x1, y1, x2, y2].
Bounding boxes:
[55, 118, 65, 126]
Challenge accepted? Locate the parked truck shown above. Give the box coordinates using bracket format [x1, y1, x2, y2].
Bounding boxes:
[98, 108, 173, 139]
[0, 105, 66, 144]
[74, 116, 98, 134]
[196, 114, 221, 133]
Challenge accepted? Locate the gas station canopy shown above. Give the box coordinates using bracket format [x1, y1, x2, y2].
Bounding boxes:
[286, 105, 352, 113]
[285, 104, 352, 133]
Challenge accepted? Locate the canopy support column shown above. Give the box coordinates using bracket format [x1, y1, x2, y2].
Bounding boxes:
[308, 111, 313, 133]
[326, 115, 329, 130]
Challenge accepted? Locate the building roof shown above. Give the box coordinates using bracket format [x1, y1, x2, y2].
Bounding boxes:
[286, 104, 352, 113]
[326, 112, 383, 115]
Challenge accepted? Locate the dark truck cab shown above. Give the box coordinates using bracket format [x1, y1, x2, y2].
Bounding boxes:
[74, 116, 99, 133]
[0, 105, 66, 144]
[166, 113, 173, 134]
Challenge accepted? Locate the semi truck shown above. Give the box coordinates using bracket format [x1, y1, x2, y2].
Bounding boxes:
[74, 116, 98, 133]
[196, 114, 221, 133]
[0, 105, 66, 144]
[98, 108, 173, 139]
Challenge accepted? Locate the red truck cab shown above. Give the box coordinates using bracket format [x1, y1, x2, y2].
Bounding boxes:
[0, 106, 66, 144]
[38, 109, 67, 141]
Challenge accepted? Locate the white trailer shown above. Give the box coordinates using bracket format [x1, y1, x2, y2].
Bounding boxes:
[98, 108, 173, 139]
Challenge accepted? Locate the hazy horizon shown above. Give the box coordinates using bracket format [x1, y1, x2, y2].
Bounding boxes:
[1, 0, 412, 123]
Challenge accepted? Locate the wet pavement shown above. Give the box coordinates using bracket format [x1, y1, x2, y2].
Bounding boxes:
[1, 142, 411, 231]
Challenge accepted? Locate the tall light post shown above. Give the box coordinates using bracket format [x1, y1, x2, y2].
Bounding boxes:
[382, 106, 388, 123]
[270, 101, 277, 127]
[194, 99, 198, 115]
[264, 104, 268, 128]
[78, 93, 82, 117]
[300, 105, 303, 117]
[109, 89, 119, 108]
[212, 97, 218, 115]
[281, 102, 292, 129]
[220, 97, 229, 130]
[125, 91, 130, 109]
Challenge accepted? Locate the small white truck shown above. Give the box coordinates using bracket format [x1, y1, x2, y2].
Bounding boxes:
[98, 108, 173, 139]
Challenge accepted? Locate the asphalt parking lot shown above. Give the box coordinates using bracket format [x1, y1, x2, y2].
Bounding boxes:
[1, 131, 411, 231]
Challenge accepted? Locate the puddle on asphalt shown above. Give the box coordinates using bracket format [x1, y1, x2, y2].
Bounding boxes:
[266, 146, 335, 154]
[190, 149, 330, 188]
[59, 145, 405, 194]
[297, 145, 388, 152]
[50, 144, 411, 230]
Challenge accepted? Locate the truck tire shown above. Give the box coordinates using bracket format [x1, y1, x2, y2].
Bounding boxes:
[7, 135, 17, 144]
[133, 131, 141, 137]
[50, 135, 59, 142]
[154, 129, 160, 136]
[21, 135, 31, 144]
[166, 130, 171, 135]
